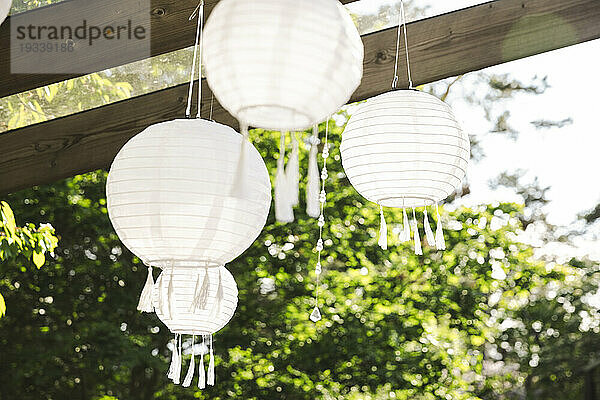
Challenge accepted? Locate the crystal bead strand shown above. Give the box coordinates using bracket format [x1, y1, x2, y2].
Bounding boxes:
[309, 118, 330, 323]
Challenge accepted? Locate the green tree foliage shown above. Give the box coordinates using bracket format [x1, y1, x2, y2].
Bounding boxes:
[1, 121, 596, 400]
[0, 201, 58, 318]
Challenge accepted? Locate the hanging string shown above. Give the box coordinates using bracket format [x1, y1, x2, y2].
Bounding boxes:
[310, 118, 330, 323]
[195, 1, 205, 119]
[209, 92, 215, 121]
[392, 0, 413, 89]
[185, 0, 205, 118]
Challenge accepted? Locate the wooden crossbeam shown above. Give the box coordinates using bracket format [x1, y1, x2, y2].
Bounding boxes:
[0, 0, 360, 98]
[1, 0, 599, 195]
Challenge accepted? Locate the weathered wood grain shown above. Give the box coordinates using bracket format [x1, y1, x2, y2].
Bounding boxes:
[1, 0, 599, 194]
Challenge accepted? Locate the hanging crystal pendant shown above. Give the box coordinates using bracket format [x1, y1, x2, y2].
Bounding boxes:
[315, 262, 322, 275]
[315, 239, 324, 252]
[318, 215, 325, 227]
[309, 306, 322, 322]
[319, 189, 326, 204]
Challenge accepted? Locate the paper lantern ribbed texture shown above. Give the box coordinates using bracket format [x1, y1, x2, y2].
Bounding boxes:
[203, 0, 364, 131]
[106, 119, 272, 268]
[153, 266, 238, 335]
[0, 0, 11, 26]
[341, 90, 470, 208]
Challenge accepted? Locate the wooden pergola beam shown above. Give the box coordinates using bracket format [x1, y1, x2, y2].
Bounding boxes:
[1, 0, 599, 195]
[0, 0, 360, 98]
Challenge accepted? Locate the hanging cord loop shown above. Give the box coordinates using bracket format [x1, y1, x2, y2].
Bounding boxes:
[392, 0, 413, 89]
[186, 0, 205, 118]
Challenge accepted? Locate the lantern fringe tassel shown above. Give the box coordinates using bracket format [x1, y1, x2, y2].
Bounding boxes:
[435, 204, 446, 250]
[198, 337, 206, 389]
[399, 208, 410, 243]
[167, 335, 177, 379]
[137, 265, 155, 313]
[306, 126, 321, 218]
[168, 334, 182, 384]
[189, 268, 210, 313]
[166, 334, 217, 389]
[286, 132, 300, 207]
[211, 269, 224, 319]
[207, 335, 215, 386]
[378, 205, 388, 250]
[182, 335, 196, 387]
[423, 209, 436, 247]
[230, 125, 251, 199]
[412, 208, 422, 255]
[275, 131, 294, 223]
[167, 266, 175, 318]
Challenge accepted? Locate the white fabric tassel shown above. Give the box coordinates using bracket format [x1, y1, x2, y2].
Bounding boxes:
[423, 208, 436, 247]
[170, 334, 182, 385]
[167, 264, 174, 318]
[182, 335, 196, 387]
[399, 208, 410, 242]
[189, 268, 210, 312]
[211, 269, 224, 319]
[167, 335, 178, 380]
[285, 132, 300, 207]
[230, 124, 250, 199]
[207, 335, 215, 386]
[378, 205, 388, 250]
[275, 131, 294, 223]
[435, 204, 446, 250]
[198, 336, 206, 389]
[137, 265, 155, 313]
[156, 273, 165, 315]
[306, 125, 321, 218]
[412, 208, 422, 255]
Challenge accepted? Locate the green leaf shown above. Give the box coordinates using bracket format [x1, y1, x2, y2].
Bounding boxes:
[0, 293, 5, 318]
[0, 201, 16, 236]
[32, 251, 45, 269]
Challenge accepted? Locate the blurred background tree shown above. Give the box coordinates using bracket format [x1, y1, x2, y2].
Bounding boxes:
[0, 118, 598, 400]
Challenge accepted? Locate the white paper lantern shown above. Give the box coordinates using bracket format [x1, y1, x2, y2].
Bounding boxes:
[153, 266, 238, 388]
[0, 0, 11, 26]
[106, 118, 271, 269]
[153, 266, 238, 335]
[203, 0, 364, 131]
[341, 90, 470, 209]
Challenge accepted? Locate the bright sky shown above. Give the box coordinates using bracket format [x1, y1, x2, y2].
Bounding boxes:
[349, 0, 600, 228]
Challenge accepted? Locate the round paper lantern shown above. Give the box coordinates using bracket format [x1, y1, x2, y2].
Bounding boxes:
[106, 118, 272, 269]
[153, 266, 238, 335]
[341, 90, 470, 209]
[153, 266, 238, 388]
[203, 0, 364, 131]
[0, 0, 11, 26]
